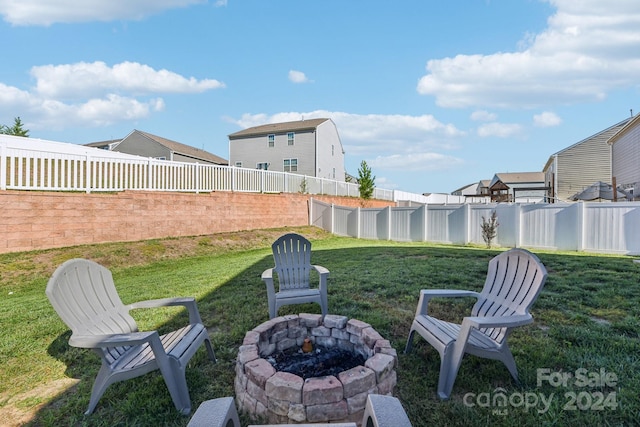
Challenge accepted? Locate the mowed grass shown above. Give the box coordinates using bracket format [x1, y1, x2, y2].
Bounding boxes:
[1, 227, 639, 426]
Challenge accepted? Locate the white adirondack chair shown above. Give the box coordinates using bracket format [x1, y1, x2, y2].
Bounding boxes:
[262, 233, 329, 319]
[46, 258, 216, 415]
[405, 248, 548, 399]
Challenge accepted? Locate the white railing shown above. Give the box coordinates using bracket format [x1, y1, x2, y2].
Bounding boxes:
[310, 199, 640, 255]
[0, 135, 390, 199]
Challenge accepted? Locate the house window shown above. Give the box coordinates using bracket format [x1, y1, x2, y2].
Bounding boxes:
[332, 168, 336, 179]
[332, 145, 334, 156]
[288, 132, 294, 146]
[268, 134, 275, 147]
[235, 161, 243, 167]
[257, 162, 269, 170]
[283, 158, 298, 172]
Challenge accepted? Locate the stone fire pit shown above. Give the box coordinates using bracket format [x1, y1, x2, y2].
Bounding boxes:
[235, 314, 398, 425]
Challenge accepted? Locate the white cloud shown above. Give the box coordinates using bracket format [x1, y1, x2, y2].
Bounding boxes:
[368, 152, 464, 172]
[0, 0, 206, 26]
[0, 61, 220, 130]
[214, 0, 227, 6]
[477, 122, 523, 138]
[32, 61, 225, 98]
[471, 110, 497, 122]
[288, 70, 311, 84]
[229, 111, 465, 173]
[232, 110, 464, 144]
[417, 0, 640, 108]
[533, 111, 562, 127]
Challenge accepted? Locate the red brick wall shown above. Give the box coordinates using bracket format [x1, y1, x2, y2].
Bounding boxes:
[0, 190, 393, 253]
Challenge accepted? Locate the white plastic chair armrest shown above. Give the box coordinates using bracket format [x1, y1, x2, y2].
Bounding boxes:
[462, 313, 533, 330]
[69, 331, 158, 348]
[262, 268, 276, 296]
[312, 265, 329, 276]
[415, 289, 481, 317]
[128, 297, 204, 325]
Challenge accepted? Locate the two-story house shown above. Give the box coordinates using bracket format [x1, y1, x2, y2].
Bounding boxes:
[228, 118, 345, 181]
[87, 129, 228, 165]
[608, 113, 640, 199]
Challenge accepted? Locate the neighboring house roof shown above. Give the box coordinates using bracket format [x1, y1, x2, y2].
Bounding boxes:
[86, 130, 228, 165]
[130, 130, 228, 164]
[543, 117, 632, 171]
[490, 172, 545, 187]
[451, 182, 477, 195]
[228, 118, 330, 139]
[607, 114, 640, 146]
[85, 139, 121, 149]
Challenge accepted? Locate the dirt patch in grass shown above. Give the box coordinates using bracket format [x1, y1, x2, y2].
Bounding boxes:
[0, 378, 80, 427]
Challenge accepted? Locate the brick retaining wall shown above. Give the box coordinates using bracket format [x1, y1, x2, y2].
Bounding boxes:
[0, 190, 392, 254]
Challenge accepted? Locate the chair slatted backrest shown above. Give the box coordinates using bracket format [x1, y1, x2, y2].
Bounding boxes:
[46, 258, 138, 338]
[471, 249, 548, 343]
[272, 233, 312, 291]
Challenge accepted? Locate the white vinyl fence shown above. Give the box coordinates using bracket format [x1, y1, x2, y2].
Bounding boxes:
[1, 135, 399, 199]
[310, 199, 640, 255]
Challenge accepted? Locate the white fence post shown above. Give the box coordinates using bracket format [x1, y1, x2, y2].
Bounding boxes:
[577, 201, 585, 251]
[331, 203, 335, 234]
[195, 163, 200, 194]
[85, 152, 91, 193]
[0, 143, 6, 190]
[387, 205, 392, 241]
[514, 203, 522, 248]
[463, 203, 470, 245]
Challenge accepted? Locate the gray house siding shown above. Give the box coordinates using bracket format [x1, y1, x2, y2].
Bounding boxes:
[97, 130, 228, 165]
[229, 130, 316, 176]
[610, 115, 640, 195]
[316, 120, 344, 180]
[114, 134, 170, 159]
[544, 118, 630, 202]
[229, 119, 345, 181]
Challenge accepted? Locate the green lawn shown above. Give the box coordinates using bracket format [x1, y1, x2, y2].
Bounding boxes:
[1, 227, 638, 426]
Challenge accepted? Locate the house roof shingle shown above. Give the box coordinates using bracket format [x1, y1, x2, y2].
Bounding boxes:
[132, 130, 228, 165]
[228, 118, 329, 139]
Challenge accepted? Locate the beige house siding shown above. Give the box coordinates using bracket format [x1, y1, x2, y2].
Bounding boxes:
[609, 114, 640, 195]
[544, 118, 631, 202]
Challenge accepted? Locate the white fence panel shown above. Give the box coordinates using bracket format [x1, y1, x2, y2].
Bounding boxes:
[390, 207, 414, 242]
[426, 205, 463, 244]
[469, 205, 498, 246]
[310, 199, 640, 255]
[583, 203, 640, 254]
[0, 136, 392, 199]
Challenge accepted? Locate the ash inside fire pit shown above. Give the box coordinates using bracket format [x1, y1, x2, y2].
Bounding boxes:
[269, 345, 366, 379]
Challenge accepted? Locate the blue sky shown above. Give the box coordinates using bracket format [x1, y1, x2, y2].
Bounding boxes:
[1, 0, 639, 194]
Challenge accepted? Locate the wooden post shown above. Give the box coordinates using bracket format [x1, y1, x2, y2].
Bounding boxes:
[612, 177, 617, 202]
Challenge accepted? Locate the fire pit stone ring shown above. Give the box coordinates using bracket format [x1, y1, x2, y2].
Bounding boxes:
[235, 313, 398, 425]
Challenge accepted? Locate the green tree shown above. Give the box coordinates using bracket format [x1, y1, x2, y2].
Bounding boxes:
[0, 117, 29, 137]
[357, 160, 375, 201]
